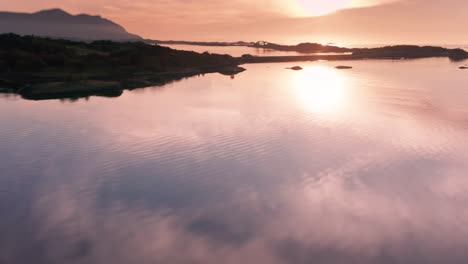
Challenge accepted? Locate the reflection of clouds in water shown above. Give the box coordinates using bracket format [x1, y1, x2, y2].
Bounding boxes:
[20, 145, 468, 264]
[2, 126, 468, 264]
[2, 59, 468, 263]
[433, 169, 468, 198]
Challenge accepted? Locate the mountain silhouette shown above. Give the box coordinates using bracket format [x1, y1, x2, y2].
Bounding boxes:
[0, 8, 141, 41]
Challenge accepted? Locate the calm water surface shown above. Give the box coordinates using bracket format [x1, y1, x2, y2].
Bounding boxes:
[1, 58, 468, 264]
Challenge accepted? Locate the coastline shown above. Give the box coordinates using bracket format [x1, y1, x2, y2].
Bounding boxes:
[1, 66, 246, 100]
[1, 34, 467, 101]
[2, 55, 466, 101]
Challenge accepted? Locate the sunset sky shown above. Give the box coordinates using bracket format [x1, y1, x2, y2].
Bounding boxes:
[2, 0, 468, 45]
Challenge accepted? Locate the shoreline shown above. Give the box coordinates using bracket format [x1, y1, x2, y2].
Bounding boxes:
[1, 34, 467, 101]
[1, 65, 246, 100]
[237, 54, 468, 64]
[1, 55, 466, 101]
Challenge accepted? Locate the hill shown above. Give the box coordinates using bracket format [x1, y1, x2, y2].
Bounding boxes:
[0, 8, 141, 41]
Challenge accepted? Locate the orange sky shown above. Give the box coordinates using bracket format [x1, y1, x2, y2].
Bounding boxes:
[2, 0, 468, 45]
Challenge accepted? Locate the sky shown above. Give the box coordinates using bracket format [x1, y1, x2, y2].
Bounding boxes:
[1, 0, 468, 45]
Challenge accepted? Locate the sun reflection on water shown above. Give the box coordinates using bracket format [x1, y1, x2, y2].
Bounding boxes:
[292, 65, 351, 117]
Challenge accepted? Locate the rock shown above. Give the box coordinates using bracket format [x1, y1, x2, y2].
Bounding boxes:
[239, 54, 256, 63]
[449, 49, 468, 61]
[287, 66, 303, 71]
[335, 65, 352, 69]
[460, 66, 468, 69]
[241, 54, 255, 59]
[217, 66, 246, 76]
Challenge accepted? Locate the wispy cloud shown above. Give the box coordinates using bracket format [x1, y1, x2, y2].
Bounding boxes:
[2, 0, 400, 19]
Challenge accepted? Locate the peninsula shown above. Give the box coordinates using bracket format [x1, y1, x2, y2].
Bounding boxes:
[0, 34, 244, 100]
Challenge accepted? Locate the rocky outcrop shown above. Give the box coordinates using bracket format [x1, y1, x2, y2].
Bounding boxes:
[335, 66, 352, 69]
[287, 66, 303, 71]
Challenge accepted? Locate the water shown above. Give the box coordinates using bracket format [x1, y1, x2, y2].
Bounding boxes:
[1, 58, 468, 264]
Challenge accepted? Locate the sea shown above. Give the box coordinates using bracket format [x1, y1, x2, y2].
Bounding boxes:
[1, 46, 468, 264]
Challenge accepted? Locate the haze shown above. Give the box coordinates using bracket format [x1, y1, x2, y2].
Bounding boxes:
[2, 0, 468, 45]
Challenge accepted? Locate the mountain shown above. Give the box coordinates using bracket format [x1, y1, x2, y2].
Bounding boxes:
[0, 8, 142, 41]
[148, 40, 255, 47]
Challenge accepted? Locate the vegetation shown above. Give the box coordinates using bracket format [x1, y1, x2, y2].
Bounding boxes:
[353, 45, 468, 60]
[0, 34, 240, 72]
[253, 42, 350, 53]
[251, 41, 468, 60]
[147, 40, 254, 47]
[0, 34, 244, 100]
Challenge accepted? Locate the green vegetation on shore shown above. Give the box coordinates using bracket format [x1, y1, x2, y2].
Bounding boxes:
[0, 34, 245, 100]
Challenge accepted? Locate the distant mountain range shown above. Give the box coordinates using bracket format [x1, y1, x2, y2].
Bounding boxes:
[0, 8, 141, 41]
[148, 40, 255, 47]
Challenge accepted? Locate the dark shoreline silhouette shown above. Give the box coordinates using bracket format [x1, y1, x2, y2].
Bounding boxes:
[0, 34, 245, 100]
[147, 40, 254, 47]
[246, 42, 468, 61]
[1, 34, 467, 101]
[148, 40, 468, 61]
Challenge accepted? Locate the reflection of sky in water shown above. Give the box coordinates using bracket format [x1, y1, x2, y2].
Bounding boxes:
[1, 58, 468, 263]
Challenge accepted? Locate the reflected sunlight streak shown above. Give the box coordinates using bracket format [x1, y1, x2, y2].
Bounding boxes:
[292, 65, 351, 116]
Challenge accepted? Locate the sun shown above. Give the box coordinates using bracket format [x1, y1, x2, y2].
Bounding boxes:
[295, 0, 353, 16]
[292, 65, 350, 116]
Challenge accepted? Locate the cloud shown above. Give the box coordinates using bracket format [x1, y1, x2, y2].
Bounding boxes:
[2, 0, 400, 20]
[3, 0, 467, 44]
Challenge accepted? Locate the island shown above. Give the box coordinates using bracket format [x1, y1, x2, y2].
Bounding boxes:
[253, 41, 349, 53]
[249, 42, 468, 61]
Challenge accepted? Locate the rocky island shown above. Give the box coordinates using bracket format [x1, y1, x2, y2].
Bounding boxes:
[248, 42, 468, 61]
